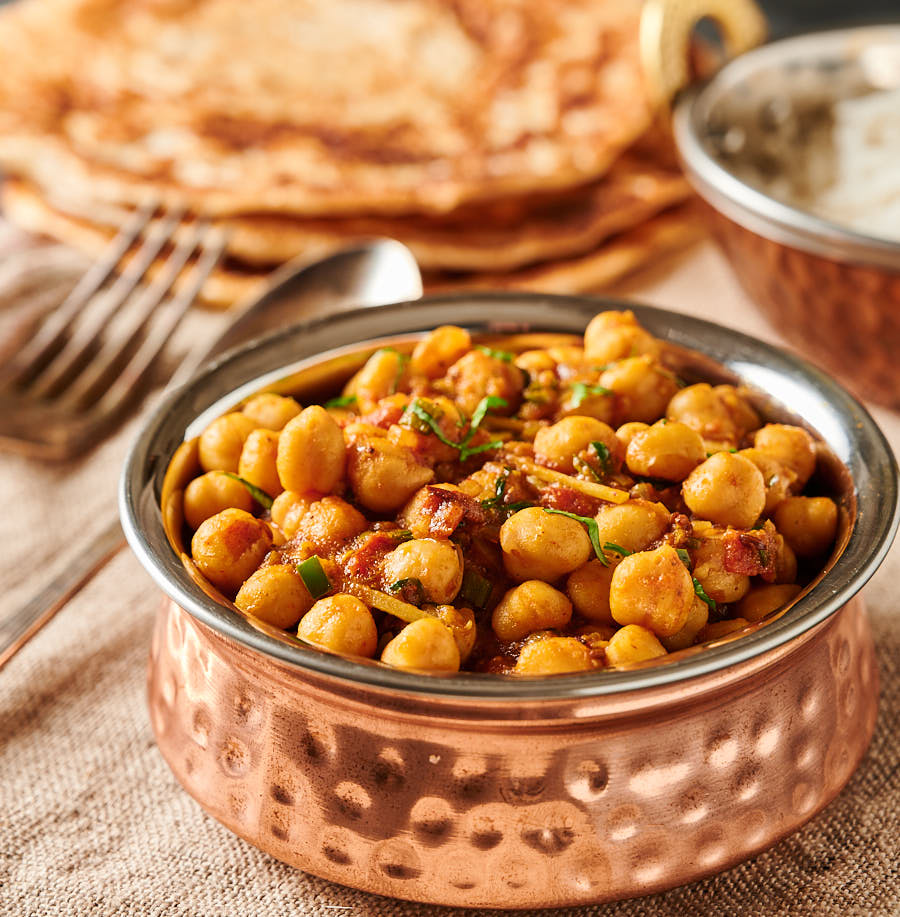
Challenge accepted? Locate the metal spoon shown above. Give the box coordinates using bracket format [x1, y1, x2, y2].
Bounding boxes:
[0, 239, 423, 669]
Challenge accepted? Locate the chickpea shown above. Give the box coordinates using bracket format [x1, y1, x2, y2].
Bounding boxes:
[198, 412, 257, 473]
[594, 499, 670, 554]
[277, 406, 346, 495]
[566, 559, 615, 624]
[753, 424, 817, 489]
[348, 347, 408, 406]
[692, 534, 751, 604]
[547, 345, 588, 371]
[600, 356, 678, 424]
[514, 637, 594, 675]
[515, 349, 557, 374]
[773, 533, 798, 584]
[383, 538, 463, 604]
[698, 618, 750, 642]
[682, 452, 765, 529]
[660, 596, 709, 652]
[269, 491, 311, 538]
[557, 386, 616, 424]
[584, 310, 660, 364]
[609, 546, 695, 637]
[615, 421, 650, 450]
[492, 580, 573, 642]
[500, 507, 592, 582]
[183, 471, 254, 531]
[533, 416, 619, 473]
[738, 447, 796, 515]
[604, 624, 667, 666]
[735, 583, 802, 623]
[293, 496, 367, 550]
[714, 385, 760, 436]
[666, 383, 754, 445]
[191, 508, 273, 596]
[381, 617, 460, 672]
[574, 623, 616, 642]
[410, 325, 471, 379]
[241, 393, 301, 431]
[432, 605, 477, 662]
[235, 564, 314, 629]
[625, 420, 706, 481]
[444, 349, 523, 416]
[773, 496, 838, 557]
[238, 429, 283, 498]
[347, 436, 434, 513]
[297, 594, 378, 658]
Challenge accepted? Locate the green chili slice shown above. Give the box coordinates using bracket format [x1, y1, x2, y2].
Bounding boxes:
[693, 578, 716, 613]
[297, 556, 331, 599]
[676, 547, 692, 569]
[387, 577, 426, 605]
[459, 569, 492, 609]
[222, 473, 274, 510]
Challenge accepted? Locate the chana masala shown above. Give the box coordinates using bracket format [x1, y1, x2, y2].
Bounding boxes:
[178, 311, 840, 676]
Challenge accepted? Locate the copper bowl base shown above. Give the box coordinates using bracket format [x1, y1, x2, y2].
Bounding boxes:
[148, 595, 878, 909]
[707, 206, 900, 409]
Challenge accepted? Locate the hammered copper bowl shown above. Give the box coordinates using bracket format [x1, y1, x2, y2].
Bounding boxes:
[120, 294, 898, 909]
[673, 25, 900, 408]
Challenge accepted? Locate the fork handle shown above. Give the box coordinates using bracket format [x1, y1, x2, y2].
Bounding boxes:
[0, 517, 125, 670]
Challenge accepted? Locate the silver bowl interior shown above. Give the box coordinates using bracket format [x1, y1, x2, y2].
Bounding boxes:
[120, 293, 899, 700]
[673, 24, 900, 268]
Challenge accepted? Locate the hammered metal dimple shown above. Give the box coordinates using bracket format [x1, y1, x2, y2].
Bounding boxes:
[148, 596, 878, 909]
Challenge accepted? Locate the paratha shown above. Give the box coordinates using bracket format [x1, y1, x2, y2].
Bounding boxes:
[10, 151, 689, 272]
[424, 203, 704, 293]
[0, 0, 651, 216]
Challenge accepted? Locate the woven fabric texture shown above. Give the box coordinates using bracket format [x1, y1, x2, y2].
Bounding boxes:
[1, 241, 898, 916]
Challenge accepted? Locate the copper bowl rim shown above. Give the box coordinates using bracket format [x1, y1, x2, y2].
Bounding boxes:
[672, 24, 900, 269]
[120, 292, 899, 701]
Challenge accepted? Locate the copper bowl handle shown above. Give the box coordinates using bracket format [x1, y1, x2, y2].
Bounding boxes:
[641, 0, 768, 106]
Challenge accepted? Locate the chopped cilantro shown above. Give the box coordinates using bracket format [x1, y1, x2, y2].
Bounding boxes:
[407, 396, 506, 462]
[590, 440, 612, 471]
[603, 542, 631, 557]
[570, 381, 612, 408]
[476, 344, 514, 363]
[324, 393, 358, 409]
[541, 508, 608, 565]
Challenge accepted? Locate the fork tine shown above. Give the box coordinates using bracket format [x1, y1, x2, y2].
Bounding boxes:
[93, 224, 227, 419]
[57, 220, 207, 411]
[26, 205, 186, 400]
[0, 199, 158, 390]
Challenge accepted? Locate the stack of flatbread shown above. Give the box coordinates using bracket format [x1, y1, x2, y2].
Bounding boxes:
[0, 0, 701, 308]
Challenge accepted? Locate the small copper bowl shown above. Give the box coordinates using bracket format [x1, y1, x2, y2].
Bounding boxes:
[673, 25, 900, 408]
[120, 294, 898, 908]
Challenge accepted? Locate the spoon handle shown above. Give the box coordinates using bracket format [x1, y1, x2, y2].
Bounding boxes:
[0, 518, 125, 670]
[0, 240, 422, 671]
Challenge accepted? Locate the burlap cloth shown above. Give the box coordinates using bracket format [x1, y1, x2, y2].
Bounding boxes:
[1, 238, 898, 916]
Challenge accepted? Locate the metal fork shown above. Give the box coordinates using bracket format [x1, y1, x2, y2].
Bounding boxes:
[0, 199, 228, 460]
